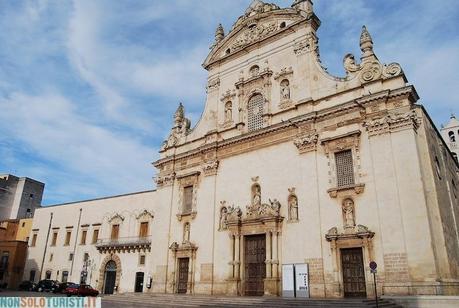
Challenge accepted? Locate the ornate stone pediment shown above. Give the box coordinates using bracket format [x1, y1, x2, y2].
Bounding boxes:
[135, 209, 155, 220]
[246, 199, 281, 219]
[364, 110, 421, 137]
[325, 224, 374, 242]
[108, 213, 125, 223]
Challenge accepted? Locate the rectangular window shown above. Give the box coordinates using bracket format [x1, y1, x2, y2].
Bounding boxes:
[92, 229, 99, 244]
[183, 186, 193, 214]
[0, 252, 9, 270]
[69, 253, 73, 261]
[111, 225, 119, 240]
[139, 255, 146, 265]
[31, 234, 37, 247]
[139, 222, 149, 238]
[29, 270, 36, 282]
[49, 253, 53, 262]
[64, 231, 71, 246]
[62, 271, 69, 283]
[335, 149, 355, 187]
[45, 270, 51, 279]
[80, 230, 87, 245]
[51, 232, 58, 246]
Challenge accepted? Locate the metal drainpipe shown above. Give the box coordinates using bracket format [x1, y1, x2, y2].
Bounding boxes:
[70, 208, 82, 278]
[39, 212, 53, 279]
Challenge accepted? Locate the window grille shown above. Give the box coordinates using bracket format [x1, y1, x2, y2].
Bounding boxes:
[248, 94, 264, 131]
[335, 150, 355, 187]
[183, 186, 193, 214]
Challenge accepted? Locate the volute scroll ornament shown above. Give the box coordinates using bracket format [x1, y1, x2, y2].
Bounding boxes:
[294, 132, 319, 153]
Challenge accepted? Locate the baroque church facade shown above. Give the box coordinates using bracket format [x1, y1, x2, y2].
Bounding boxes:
[25, 0, 459, 298]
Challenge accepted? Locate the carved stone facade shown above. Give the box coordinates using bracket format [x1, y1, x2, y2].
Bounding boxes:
[25, 0, 459, 299]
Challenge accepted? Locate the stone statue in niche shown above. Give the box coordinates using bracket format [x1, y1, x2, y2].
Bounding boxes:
[183, 222, 190, 243]
[225, 102, 232, 122]
[219, 206, 228, 230]
[252, 184, 261, 206]
[280, 79, 290, 100]
[342, 198, 355, 229]
[288, 195, 299, 221]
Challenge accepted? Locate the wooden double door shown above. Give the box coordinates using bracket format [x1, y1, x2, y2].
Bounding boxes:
[341, 248, 367, 297]
[177, 258, 189, 294]
[244, 234, 266, 296]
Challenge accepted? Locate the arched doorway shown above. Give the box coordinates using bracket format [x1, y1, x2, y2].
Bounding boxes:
[103, 261, 117, 294]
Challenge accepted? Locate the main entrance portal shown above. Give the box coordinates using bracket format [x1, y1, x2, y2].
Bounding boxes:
[341, 247, 366, 297]
[103, 260, 117, 294]
[177, 257, 189, 294]
[244, 234, 266, 296]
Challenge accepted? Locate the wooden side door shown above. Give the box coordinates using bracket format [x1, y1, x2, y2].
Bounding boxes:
[341, 247, 367, 297]
[244, 234, 266, 296]
[177, 258, 189, 294]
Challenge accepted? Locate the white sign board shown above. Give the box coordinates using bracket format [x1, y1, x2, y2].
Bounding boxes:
[282, 264, 295, 297]
[295, 263, 309, 298]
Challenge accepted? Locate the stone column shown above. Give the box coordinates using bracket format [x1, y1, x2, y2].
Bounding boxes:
[235, 234, 241, 279]
[272, 231, 279, 278]
[228, 235, 235, 278]
[266, 231, 272, 278]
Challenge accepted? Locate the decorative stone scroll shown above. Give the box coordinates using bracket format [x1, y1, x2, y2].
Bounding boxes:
[274, 67, 293, 80]
[207, 77, 220, 92]
[343, 26, 403, 83]
[202, 160, 219, 176]
[294, 132, 319, 153]
[154, 172, 175, 188]
[364, 110, 421, 137]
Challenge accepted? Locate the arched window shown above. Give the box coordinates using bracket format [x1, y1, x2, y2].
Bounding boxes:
[449, 131, 456, 142]
[247, 94, 264, 131]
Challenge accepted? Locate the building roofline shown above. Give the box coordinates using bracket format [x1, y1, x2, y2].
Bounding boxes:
[42, 189, 156, 208]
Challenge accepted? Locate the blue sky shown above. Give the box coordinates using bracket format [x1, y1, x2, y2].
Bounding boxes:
[0, 0, 458, 205]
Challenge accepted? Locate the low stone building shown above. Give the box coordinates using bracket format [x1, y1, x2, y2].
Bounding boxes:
[0, 218, 33, 288]
[24, 0, 459, 298]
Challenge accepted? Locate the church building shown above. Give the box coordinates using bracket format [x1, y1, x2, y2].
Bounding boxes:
[24, 0, 459, 298]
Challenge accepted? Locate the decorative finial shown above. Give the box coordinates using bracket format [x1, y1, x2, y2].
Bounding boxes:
[360, 25, 375, 60]
[174, 102, 184, 126]
[292, 0, 313, 14]
[215, 23, 224, 42]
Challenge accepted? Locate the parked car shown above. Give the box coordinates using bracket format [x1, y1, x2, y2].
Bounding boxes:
[18, 281, 37, 291]
[36, 280, 59, 292]
[65, 284, 99, 297]
[53, 282, 77, 293]
[63, 284, 79, 296]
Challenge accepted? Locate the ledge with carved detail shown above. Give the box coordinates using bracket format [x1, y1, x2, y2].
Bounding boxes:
[176, 211, 197, 221]
[327, 183, 365, 198]
[95, 236, 151, 253]
[325, 225, 374, 242]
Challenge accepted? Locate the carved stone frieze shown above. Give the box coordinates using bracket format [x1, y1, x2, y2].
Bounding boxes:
[207, 77, 220, 92]
[293, 39, 310, 55]
[220, 89, 236, 102]
[231, 22, 278, 52]
[364, 110, 421, 137]
[325, 224, 374, 242]
[202, 160, 219, 176]
[246, 199, 281, 219]
[154, 172, 175, 188]
[321, 131, 361, 155]
[274, 67, 293, 80]
[294, 132, 319, 153]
